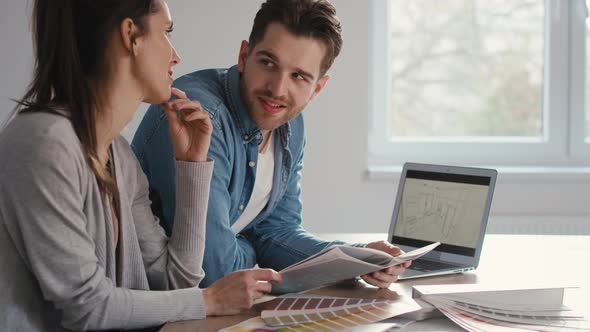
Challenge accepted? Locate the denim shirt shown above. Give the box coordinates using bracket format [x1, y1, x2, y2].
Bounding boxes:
[132, 66, 346, 287]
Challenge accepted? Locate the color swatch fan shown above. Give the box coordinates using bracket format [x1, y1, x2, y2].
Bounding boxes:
[219, 295, 421, 332]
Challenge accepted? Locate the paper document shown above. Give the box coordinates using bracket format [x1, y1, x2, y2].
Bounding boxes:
[413, 284, 590, 332]
[271, 242, 440, 294]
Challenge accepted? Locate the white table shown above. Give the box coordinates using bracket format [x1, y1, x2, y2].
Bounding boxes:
[162, 234, 590, 331]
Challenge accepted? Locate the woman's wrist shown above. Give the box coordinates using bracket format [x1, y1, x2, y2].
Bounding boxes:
[202, 287, 216, 316]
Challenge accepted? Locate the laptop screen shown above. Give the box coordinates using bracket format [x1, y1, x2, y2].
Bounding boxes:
[391, 170, 492, 257]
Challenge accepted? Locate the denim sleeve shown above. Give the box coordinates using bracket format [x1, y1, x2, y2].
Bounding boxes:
[199, 125, 257, 287]
[248, 144, 347, 271]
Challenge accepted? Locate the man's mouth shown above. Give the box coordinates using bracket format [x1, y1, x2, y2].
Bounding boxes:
[259, 97, 286, 114]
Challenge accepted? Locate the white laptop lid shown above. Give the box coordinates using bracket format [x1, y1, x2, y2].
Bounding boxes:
[387, 163, 497, 268]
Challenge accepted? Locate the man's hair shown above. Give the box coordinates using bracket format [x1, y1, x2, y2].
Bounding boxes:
[248, 0, 342, 76]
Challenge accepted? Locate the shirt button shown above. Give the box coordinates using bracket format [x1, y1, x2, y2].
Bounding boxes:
[243, 134, 249, 140]
[249, 161, 256, 167]
[256, 133, 262, 139]
[239, 204, 244, 210]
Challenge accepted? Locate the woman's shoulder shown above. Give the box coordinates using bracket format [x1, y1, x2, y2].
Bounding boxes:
[0, 111, 84, 165]
[3, 110, 78, 142]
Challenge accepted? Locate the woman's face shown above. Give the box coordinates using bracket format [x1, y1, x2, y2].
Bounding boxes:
[134, 1, 181, 104]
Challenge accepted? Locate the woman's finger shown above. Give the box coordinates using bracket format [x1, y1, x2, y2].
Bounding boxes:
[254, 281, 273, 294]
[171, 87, 188, 99]
[180, 109, 210, 123]
[161, 102, 180, 127]
[170, 99, 204, 113]
[168, 99, 191, 111]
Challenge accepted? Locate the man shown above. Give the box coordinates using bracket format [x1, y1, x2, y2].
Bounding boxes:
[132, 0, 410, 288]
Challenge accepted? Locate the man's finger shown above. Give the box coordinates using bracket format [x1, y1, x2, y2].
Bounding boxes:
[382, 266, 394, 274]
[361, 274, 389, 289]
[388, 265, 406, 275]
[371, 271, 396, 283]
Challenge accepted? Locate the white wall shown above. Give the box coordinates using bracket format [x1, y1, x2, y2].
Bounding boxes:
[2, 1, 589, 234]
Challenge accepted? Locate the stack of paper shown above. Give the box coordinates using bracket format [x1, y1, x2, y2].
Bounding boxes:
[220, 295, 421, 332]
[413, 284, 590, 332]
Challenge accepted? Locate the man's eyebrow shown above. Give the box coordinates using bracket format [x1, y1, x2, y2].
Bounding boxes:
[295, 67, 315, 81]
[256, 50, 277, 61]
[256, 50, 316, 81]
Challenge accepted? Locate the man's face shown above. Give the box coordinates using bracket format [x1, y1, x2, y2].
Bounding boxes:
[238, 22, 330, 131]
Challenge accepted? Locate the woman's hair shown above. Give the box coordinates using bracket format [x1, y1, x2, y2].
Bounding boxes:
[15, 0, 160, 194]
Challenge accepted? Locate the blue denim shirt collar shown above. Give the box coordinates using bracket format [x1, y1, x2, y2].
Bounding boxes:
[224, 65, 292, 146]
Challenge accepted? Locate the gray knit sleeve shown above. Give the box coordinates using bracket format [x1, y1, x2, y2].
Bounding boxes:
[130, 154, 214, 290]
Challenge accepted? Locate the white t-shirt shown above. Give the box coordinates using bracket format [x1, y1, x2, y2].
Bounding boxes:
[231, 132, 275, 234]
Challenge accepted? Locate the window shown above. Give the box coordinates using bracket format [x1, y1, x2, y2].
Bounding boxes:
[586, 0, 590, 140]
[369, 0, 590, 167]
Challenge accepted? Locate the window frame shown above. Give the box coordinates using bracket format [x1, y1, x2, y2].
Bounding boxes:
[369, 0, 589, 168]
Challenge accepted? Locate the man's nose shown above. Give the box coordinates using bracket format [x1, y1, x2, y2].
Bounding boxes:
[267, 72, 289, 98]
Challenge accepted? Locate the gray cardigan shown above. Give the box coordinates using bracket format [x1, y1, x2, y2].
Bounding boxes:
[0, 111, 213, 331]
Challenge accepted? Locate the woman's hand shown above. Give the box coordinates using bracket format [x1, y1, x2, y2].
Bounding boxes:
[162, 87, 212, 162]
[202, 269, 282, 316]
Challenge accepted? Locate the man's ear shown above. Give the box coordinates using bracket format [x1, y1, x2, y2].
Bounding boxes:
[310, 75, 330, 100]
[237, 40, 250, 73]
[120, 18, 141, 56]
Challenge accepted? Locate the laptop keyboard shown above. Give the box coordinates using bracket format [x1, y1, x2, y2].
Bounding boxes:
[409, 258, 459, 272]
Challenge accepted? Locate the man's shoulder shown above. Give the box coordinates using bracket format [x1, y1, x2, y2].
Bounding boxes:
[173, 68, 229, 116]
[287, 114, 306, 149]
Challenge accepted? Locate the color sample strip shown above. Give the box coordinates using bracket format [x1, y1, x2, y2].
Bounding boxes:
[305, 298, 321, 309]
[290, 298, 307, 310]
[282, 302, 398, 331]
[263, 297, 392, 327]
[290, 302, 400, 331]
[278, 298, 296, 310]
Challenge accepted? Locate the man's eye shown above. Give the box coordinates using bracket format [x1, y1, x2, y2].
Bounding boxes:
[261, 59, 274, 67]
[293, 73, 305, 81]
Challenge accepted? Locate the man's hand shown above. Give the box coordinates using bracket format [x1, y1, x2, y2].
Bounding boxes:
[360, 241, 411, 288]
[202, 269, 282, 316]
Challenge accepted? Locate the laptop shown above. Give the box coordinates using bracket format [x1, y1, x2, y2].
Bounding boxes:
[387, 162, 497, 280]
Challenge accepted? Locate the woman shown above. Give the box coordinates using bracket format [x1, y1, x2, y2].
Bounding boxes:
[0, 0, 280, 331]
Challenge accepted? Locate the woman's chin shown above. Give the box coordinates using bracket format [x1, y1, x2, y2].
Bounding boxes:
[144, 89, 172, 105]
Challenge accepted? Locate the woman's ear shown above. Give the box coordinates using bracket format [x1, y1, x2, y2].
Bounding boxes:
[119, 18, 141, 56]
